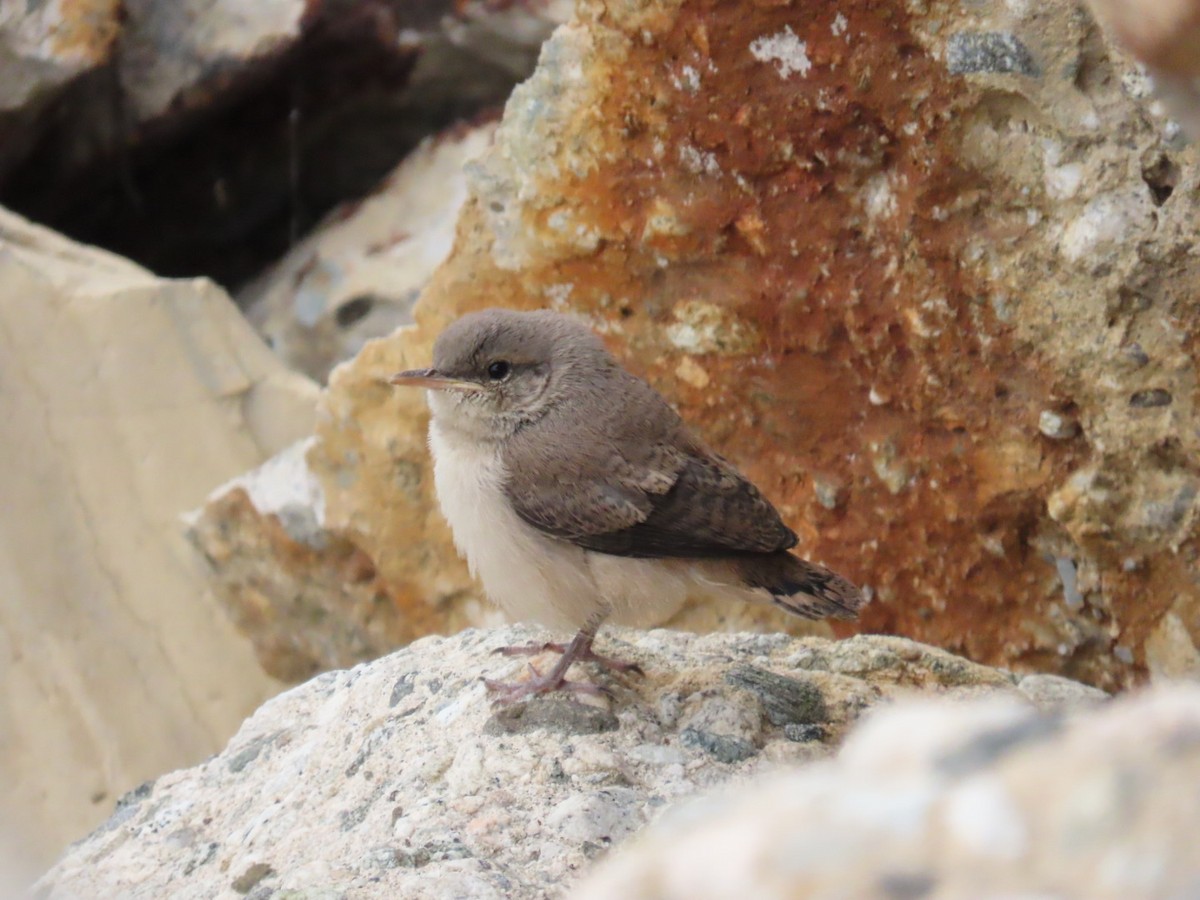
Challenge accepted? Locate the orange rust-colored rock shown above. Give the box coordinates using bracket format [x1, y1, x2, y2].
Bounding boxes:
[297, 0, 1200, 691]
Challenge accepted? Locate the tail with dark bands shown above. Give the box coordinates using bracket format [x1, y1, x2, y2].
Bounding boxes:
[736, 551, 865, 620]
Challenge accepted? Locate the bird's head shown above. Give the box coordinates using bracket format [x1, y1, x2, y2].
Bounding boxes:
[389, 308, 614, 439]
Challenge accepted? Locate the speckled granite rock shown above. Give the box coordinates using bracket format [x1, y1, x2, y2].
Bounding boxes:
[32, 629, 1105, 899]
[577, 684, 1200, 900]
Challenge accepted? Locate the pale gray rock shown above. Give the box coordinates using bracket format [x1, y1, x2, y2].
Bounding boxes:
[577, 685, 1200, 900]
[117, 0, 308, 123]
[242, 123, 497, 382]
[34, 628, 1101, 899]
[0, 0, 121, 182]
[0, 1, 119, 113]
[0, 206, 314, 874]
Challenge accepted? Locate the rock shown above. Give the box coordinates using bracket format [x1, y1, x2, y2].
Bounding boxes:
[117, 0, 308, 124]
[0, 0, 564, 285]
[0, 207, 317, 872]
[0, 1, 120, 112]
[291, 0, 1200, 691]
[1144, 611, 1200, 681]
[945, 32, 1040, 77]
[185, 438, 440, 683]
[32, 628, 1105, 898]
[0, 0, 121, 181]
[577, 685, 1200, 900]
[242, 123, 497, 382]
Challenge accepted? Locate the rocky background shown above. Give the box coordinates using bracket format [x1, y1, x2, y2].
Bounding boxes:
[3, 0, 1199, 893]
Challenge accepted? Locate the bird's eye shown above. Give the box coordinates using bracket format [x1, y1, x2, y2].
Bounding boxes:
[486, 360, 511, 380]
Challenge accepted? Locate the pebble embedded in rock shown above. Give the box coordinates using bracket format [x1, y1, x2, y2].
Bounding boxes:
[946, 32, 1039, 76]
[1129, 388, 1173, 408]
[725, 665, 829, 727]
[484, 695, 620, 736]
[680, 728, 758, 764]
[1038, 410, 1080, 440]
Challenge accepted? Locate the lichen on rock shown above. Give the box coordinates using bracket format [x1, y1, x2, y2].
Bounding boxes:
[275, 0, 1200, 693]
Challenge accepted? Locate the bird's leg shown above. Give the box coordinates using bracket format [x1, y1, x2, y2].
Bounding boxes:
[486, 616, 641, 703]
[494, 632, 644, 675]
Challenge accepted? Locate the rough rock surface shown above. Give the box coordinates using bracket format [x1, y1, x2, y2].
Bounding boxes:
[33, 628, 1106, 899]
[1085, 0, 1200, 76]
[0, 0, 565, 285]
[578, 685, 1200, 900]
[0, 208, 316, 873]
[185, 438, 476, 683]
[295, 0, 1200, 691]
[242, 123, 497, 383]
[0, 0, 121, 180]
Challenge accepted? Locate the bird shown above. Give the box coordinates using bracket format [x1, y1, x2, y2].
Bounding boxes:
[389, 308, 864, 701]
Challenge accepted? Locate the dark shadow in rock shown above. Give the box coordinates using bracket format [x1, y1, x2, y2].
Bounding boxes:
[0, 5, 527, 289]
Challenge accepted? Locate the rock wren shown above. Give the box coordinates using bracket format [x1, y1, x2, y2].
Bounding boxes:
[390, 309, 864, 700]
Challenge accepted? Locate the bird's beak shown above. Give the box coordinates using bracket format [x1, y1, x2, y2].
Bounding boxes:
[388, 368, 484, 393]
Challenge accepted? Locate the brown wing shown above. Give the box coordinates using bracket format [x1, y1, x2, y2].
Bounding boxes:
[503, 371, 797, 559]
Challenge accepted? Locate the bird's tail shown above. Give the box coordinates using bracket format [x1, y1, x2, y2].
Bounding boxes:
[735, 551, 865, 620]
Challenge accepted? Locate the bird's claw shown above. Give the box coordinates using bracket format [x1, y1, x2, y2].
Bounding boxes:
[482, 674, 612, 705]
[492, 641, 643, 676]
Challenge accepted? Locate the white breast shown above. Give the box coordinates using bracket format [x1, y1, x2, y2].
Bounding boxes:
[429, 420, 599, 630]
[428, 419, 704, 633]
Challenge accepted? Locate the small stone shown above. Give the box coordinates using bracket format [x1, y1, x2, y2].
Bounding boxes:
[783, 723, 825, 743]
[812, 474, 846, 511]
[1129, 389, 1173, 408]
[1123, 342, 1151, 367]
[227, 737, 268, 774]
[389, 673, 417, 707]
[1038, 410, 1079, 440]
[484, 695, 619, 736]
[946, 32, 1039, 76]
[576, 687, 1200, 898]
[680, 728, 758, 764]
[726, 665, 828, 726]
[1053, 557, 1084, 610]
[231, 863, 274, 894]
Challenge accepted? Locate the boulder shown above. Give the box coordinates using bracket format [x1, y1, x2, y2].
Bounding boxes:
[294, 0, 1200, 691]
[0, 0, 122, 181]
[0, 0, 567, 285]
[0, 208, 317, 873]
[32, 628, 1108, 898]
[578, 683, 1200, 899]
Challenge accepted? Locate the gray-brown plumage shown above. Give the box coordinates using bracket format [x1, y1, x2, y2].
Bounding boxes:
[389, 308, 864, 700]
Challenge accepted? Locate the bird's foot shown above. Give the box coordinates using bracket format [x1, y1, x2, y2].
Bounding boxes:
[483, 663, 611, 705]
[494, 641, 644, 676]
